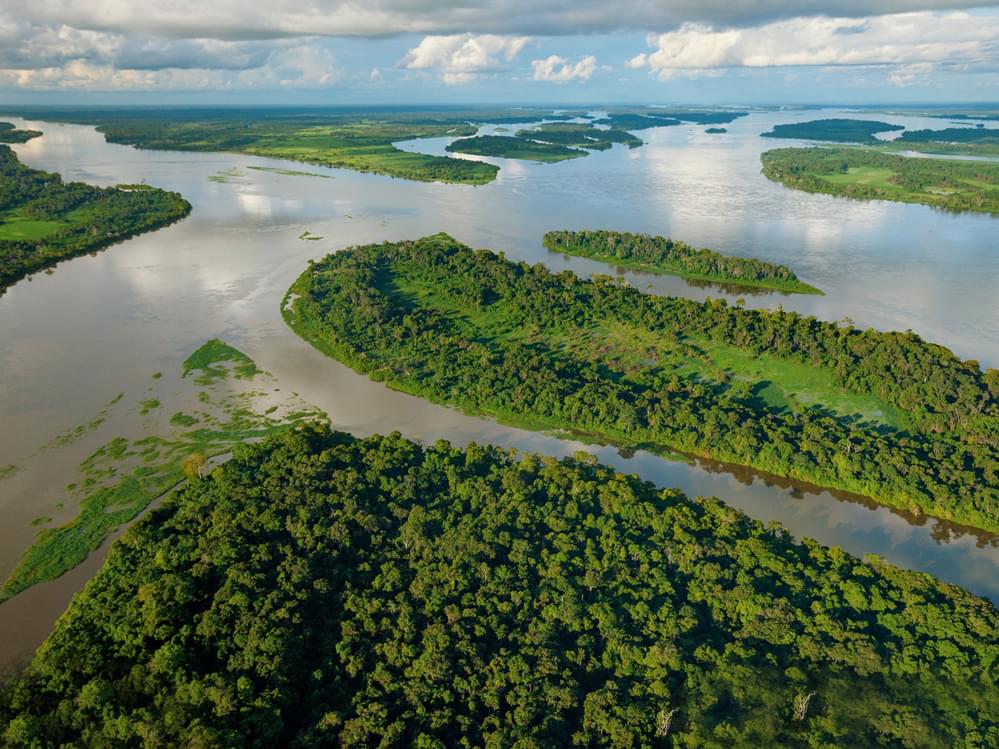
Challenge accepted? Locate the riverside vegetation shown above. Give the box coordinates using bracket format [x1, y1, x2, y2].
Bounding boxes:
[0, 122, 42, 144]
[761, 147, 999, 215]
[284, 234, 998, 532]
[446, 123, 643, 163]
[1, 424, 996, 747]
[0, 146, 190, 294]
[761, 119, 903, 143]
[0, 339, 324, 604]
[543, 230, 821, 294]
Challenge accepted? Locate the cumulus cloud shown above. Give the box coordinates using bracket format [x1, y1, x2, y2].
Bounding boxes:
[628, 11, 999, 79]
[531, 54, 598, 82]
[9, 1, 996, 39]
[401, 34, 530, 84]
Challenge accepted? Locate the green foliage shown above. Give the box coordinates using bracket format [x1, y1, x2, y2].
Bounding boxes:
[182, 338, 260, 383]
[543, 229, 821, 294]
[1, 425, 996, 747]
[0, 122, 42, 144]
[762, 147, 999, 215]
[892, 127, 999, 156]
[761, 119, 904, 143]
[515, 123, 644, 151]
[0, 146, 191, 294]
[284, 234, 998, 531]
[91, 116, 500, 184]
[446, 135, 589, 162]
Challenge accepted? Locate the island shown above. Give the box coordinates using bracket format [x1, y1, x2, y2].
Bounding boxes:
[0, 146, 191, 294]
[1, 424, 995, 747]
[543, 229, 822, 294]
[446, 123, 643, 163]
[892, 127, 999, 157]
[0, 122, 42, 143]
[705, 127, 727, 134]
[761, 146, 999, 215]
[446, 134, 588, 162]
[283, 234, 998, 532]
[0, 107, 596, 185]
[761, 119, 904, 143]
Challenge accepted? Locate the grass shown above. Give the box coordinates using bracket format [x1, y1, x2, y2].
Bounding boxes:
[0, 213, 63, 241]
[247, 165, 331, 178]
[389, 271, 902, 431]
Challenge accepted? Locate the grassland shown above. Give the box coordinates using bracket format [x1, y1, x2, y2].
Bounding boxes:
[762, 146, 999, 214]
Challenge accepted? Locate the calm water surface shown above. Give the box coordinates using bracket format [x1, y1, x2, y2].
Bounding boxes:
[0, 108, 997, 666]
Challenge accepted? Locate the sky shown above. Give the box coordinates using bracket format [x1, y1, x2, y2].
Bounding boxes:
[2, 1, 999, 105]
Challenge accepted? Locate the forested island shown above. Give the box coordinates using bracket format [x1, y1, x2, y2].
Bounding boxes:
[0, 122, 42, 144]
[762, 147, 999, 214]
[284, 235, 998, 532]
[543, 229, 821, 294]
[0, 146, 190, 294]
[446, 134, 588, 162]
[2, 424, 996, 747]
[761, 119, 904, 143]
[892, 127, 999, 156]
[447, 123, 643, 162]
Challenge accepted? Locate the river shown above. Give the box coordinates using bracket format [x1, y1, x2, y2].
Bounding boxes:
[0, 107, 997, 668]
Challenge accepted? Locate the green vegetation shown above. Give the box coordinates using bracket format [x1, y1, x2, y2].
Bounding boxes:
[0, 122, 42, 143]
[766, 145, 996, 206]
[652, 110, 748, 125]
[516, 123, 643, 150]
[53, 112, 507, 184]
[285, 234, 998, 531]
[0, 146, 190, 294]
[0, 339, 324, 604]
[594, 113, 681, 130]
[762, 147, 999, 214]
[246, 165, 331, 178]
[762, 119, 904, 143]
[705, 127, 727, 134]
[446, 134, 588, 162]
[2, 424, 997, 747]
[892, 127, 999, 156]
[181, 338, 260, 383]
[544, 230, 821, 294]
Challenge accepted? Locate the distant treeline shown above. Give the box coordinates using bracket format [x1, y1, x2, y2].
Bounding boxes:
[2, 424, 996, 747]
[543, 229, 821, 294]
[0, 146, 191, 294]
[761, 119, 904, 143]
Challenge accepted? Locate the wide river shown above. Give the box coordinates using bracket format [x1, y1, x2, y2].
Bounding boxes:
[1, 108, 997, 667]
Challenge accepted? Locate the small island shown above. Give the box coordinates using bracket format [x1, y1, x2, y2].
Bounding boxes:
[762, 146, 999, 215]
[0, 146, 191, 294]
[516, 122, 643, 150]
[543, 229, 822, 294]
[2, 424, 995, 748]
[446, 134, 589, 162]
[892, 127, 999, 156]
[705, 127, 727, 134]
[284, 234, 998, 533]
[0, 122, 42, 143]
[761, 118, 904, 143]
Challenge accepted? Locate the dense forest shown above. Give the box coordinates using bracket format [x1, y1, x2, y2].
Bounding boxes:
[2, 425, 996, 747]
[893, 127, 999, 156]
[761, 147, 999, 214]
[0, 122, 42, 143]
[516, 123, 644, 151]
[446, 135, 588, 162]
[284, 235, 998, 531]
[0, 146, 191, 294]
[761, 119, 904, 143]
[543, 230, 820, 294]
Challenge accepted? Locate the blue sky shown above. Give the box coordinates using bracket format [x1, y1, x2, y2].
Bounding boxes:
[2, 2, 999, 105]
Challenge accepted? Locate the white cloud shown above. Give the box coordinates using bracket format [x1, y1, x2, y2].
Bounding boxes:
[531, 54, 598, 82]
[401, 34, 530, 84]
[630, 11, 999, 80]
[624, 53, 647, 69]
[9, 2, 995, 39]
